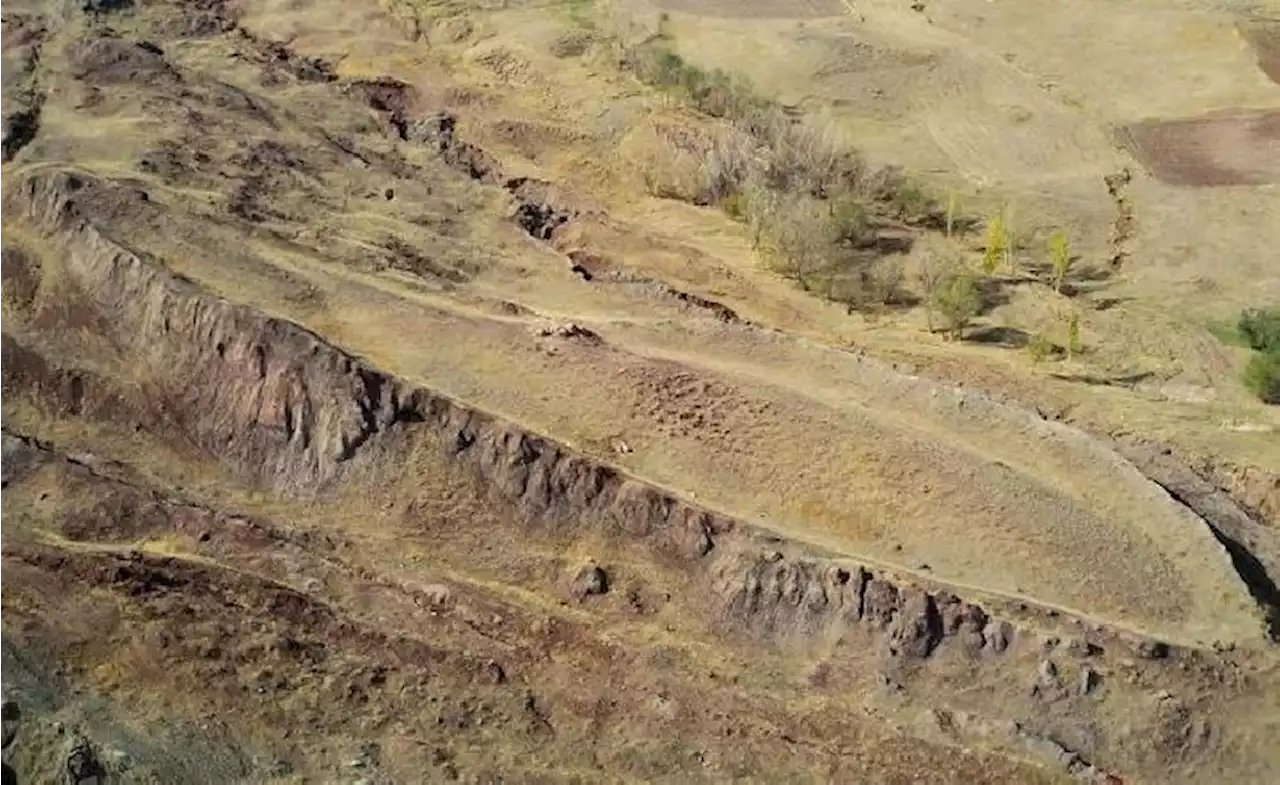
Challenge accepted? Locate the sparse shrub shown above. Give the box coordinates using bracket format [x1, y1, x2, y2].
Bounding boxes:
[889, 179, 933, 221]
[760, 194, 831, 289]
[1065, 310, 1082, 359]
[1242, 350, 1280, 404]
[622, 36, 928, 314]
[701, 125, 755, 203]
[916, 251, 943, 333]
[630, 126, 707, 201]
[826, 193, 871, 245]
[629, 45, 764, 121]
[1049, 228, 1071, 293]
[742, 182, 776, 250]
[1238, 307, 1280, 353]
[1027, 332, 1056, 363]
[719, 192, 748, 221]
[759, 117, 846, 196]
[932, 269, 982, 341]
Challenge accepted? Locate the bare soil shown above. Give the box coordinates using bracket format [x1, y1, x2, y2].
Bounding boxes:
[1118, 110, 1280, 187]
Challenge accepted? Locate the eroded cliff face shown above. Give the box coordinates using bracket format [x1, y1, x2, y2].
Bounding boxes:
[8, 165, 1265, 673]
[4, 169, 1011, 663]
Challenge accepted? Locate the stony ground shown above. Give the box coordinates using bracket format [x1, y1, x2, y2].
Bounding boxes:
[2, 0, 1279, 783]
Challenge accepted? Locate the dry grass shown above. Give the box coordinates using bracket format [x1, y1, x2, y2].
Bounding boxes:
[4, 0, 1280, 780]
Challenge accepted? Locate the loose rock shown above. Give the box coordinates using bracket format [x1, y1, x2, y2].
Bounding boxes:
[1079, 667, 1100, 695]
[571, 564, 609, 599]
[983, 620, 1013, 653]
[1038, 659, 1059, 684]
[1, 701, 19, 751]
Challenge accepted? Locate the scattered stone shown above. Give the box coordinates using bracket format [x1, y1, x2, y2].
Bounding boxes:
[1137, 640, 1170, 660]
[807, 662, 830, 688]
[84, 0, 135, 13]
[886, 592, 943, 659]
[535, 322, 602, 344]
[1079, 667, 1100, 696]
[983, 620, 1013, 653]
[1009, 722, 1105, 780]
[1, 701, 19, 751]
[1038, 659, 1059, 683]
[482, 660, 507, 685]
[878, 672, 905, 693]
[862, 578, 900, 626]
[570, 564, 609, 599]
[417, 584, 452, 608]
[65, 738, 105, 785]
[1065, 638, 1104, 658]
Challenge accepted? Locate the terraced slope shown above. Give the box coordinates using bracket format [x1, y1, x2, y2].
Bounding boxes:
[2, 1, 1279, 783]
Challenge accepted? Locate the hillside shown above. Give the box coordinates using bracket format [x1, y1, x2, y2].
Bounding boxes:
[2, 0, 1279, 783]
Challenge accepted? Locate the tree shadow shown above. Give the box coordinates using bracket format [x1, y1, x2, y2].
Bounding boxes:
[976, 276, 1013, 314]
[1091, 296, 1133, 312]
[1049, 370, 1155, 388]
[965, 325, 1031, 348]
[1021, 258, 1118, 297]
[849, 225, 915, 255]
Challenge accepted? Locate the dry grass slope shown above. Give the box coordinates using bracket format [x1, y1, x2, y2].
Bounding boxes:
[2, 0, 1280, 783]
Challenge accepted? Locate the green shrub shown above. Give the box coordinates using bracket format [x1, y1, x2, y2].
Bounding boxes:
[1242, 350, 1280, 405]
[719, 192, 748, 221]
[932, 270, 982, 341]
[890, 179, 933, 220]
[1026, 332, 1056, 363]
[1049, 228, 1071, 293]
[1238, 307, 1280, 353]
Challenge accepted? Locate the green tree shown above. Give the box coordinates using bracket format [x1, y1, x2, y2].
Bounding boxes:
[981, 208, 1007, 274]
[917, 252, 943, 334]
[1242, 350, 1280, 404]
[932, 270, 982, 341]
[1238, 307, 1280, 353]
[1065, 310, 1082, 360]
[1049, 228, 1071, 293]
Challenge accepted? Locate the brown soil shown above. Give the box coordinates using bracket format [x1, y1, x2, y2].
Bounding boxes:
[1117, 110, 1280, 187]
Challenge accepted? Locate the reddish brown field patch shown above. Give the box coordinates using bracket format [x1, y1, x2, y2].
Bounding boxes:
[1116, 110, 1280, 187]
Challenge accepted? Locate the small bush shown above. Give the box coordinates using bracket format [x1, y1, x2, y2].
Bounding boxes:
[1242, 350, 1280, 404]
[630, 126, 707, 201]
[1065, 310, 1082, 359]
[1238, 307, 1280, 353]
[889, 179, 933, 221]
[1026, 332, 1056, 363]
[719, 192, 748, 221]
[932, 270, 982, 341]
[1049, 228, 1071, 293]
